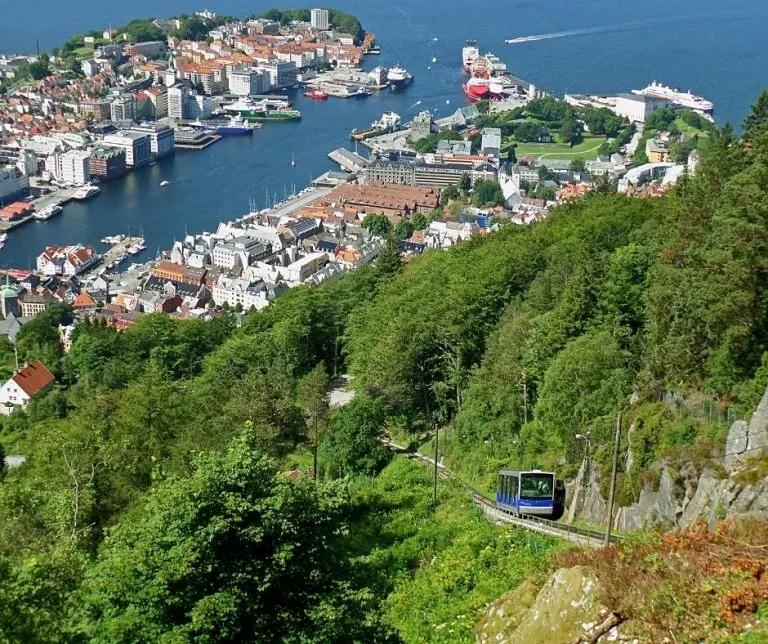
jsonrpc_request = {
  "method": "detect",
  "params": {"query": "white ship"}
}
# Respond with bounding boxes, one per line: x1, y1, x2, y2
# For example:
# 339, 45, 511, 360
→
632, 81, 714, 114
462, 40, 480, 72
34, 204, 63, 221
73, 184, 101, 200
372, 111, 402, 130
388, 65, 413, 91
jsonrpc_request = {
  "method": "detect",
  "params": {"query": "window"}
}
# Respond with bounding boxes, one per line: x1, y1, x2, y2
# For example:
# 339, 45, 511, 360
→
520, 473, 554, 499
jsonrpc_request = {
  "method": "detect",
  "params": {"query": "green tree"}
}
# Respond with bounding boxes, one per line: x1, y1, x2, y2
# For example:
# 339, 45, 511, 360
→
361, 213, 392, 237
569, 158, 586, 173
458, 174, 471, 194
441, 184, 460, 205
742, 89, 768, 140
395, 219, 414, 240
472, 179, 504, 207
411, 212, 431, 230
376, 234, 403, 280
70, 429, 368, 641
297, 364, 330, 479
320, 394, 390, 477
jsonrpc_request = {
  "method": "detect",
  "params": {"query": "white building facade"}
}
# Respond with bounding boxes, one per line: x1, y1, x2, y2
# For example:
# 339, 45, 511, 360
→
310, 8, 329, 30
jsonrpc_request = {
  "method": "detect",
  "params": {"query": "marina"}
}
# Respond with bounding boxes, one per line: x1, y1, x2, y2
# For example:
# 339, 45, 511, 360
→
100, 236, 147, 272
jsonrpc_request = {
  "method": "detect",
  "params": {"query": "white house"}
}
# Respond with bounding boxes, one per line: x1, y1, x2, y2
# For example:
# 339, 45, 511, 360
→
0, 360, 55, 415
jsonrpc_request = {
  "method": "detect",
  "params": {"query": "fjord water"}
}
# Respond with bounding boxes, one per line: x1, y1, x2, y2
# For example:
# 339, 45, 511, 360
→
1, 0, 766, 268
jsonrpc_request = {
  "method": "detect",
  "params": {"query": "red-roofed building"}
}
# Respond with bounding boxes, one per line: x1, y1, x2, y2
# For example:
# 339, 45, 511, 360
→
0, 360, 55, 415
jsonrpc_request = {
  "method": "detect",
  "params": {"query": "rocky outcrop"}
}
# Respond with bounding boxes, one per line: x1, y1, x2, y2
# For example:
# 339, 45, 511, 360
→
475, 566, 627, 643
725, 385, 768, 471
565, 385, 768, 532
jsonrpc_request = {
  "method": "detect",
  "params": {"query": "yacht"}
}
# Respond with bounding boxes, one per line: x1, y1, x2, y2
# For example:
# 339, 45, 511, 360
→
160, 180, 169, 187
35, 204, 63, 221
73, 184, 100, 200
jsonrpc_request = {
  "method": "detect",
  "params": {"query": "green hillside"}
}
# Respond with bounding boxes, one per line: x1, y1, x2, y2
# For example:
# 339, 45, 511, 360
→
1, 91, 768, 640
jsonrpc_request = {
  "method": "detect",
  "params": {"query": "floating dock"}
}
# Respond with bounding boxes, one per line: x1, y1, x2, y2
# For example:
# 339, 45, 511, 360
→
101, 237, 146, 271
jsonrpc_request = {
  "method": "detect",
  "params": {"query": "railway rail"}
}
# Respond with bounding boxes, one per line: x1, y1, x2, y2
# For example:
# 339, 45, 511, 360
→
387, 439, 619, 549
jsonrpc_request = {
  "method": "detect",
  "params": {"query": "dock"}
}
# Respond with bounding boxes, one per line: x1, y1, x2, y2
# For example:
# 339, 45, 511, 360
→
328, 148, 370, 173
101, 237, 146, 271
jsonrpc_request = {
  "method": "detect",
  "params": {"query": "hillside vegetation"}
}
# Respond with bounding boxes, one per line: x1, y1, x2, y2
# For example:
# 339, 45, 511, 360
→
1, 92, 768, 639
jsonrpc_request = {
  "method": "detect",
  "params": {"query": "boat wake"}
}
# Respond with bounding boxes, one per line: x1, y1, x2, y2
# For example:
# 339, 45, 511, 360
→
505, 26, 608, 44
505, 15, 706, 45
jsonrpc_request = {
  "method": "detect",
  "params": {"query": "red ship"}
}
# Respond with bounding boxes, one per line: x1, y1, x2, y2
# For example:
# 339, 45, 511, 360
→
462, 76, 490, 101
304, 87, 328, 100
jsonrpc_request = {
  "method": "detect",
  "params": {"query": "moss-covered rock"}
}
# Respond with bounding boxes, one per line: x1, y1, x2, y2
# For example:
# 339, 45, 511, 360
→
482, 566, 611, 644
475, 579, 539, 643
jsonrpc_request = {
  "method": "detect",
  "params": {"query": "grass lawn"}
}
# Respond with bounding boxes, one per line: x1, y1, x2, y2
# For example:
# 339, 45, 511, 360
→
674, 117, 711, 140
506, 135, 608, 161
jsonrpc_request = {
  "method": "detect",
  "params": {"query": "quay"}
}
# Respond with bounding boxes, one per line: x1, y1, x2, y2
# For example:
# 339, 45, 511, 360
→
328, 148, 370, 173
312, 171, 357, 187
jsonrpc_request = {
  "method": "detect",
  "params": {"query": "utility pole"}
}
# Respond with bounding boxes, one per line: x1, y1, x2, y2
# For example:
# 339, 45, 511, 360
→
604, 412, 622, 547
432, 424, 439, 508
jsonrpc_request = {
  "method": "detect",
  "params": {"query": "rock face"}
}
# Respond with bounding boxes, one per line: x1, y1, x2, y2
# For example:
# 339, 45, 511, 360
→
725, 385, 768, 471
565, 384, 768, 532
477, 566, 611, 643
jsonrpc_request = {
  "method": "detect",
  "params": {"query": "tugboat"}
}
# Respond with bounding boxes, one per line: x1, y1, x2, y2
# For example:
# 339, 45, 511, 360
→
388, 65, 413, 91
304, 87, 329, 100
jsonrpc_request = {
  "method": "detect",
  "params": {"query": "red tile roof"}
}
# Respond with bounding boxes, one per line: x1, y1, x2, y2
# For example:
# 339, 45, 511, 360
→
12, 360, 55, 397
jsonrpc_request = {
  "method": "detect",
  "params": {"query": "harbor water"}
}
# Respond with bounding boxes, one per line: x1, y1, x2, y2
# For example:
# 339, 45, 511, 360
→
1, 0, 767, 268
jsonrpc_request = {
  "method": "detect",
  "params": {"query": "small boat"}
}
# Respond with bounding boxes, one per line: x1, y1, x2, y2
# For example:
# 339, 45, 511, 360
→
160, 180, 169, 187
291, 152, 296, 167
0, 233, 8, 242
433, 36, 439, 42
304, 87, 329, 100
432, 56, 437, 63
35, 204, 63, 221
427, 66, 432, 71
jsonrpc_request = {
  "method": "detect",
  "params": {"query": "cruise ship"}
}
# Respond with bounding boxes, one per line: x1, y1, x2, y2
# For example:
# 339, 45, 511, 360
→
388, 65, 413, 91
72, 184, 100, 200
632, 81, 714, 114
462, 40, 480, 73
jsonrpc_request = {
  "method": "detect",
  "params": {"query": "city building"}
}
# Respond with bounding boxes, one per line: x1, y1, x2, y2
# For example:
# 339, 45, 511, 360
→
127, 41, 165, 59
81, 59, 100, 77
364, 158, 498, 189
614, 93, 667, 124
167, 84, 188, 119
78, 98, 112, 121
259, 60, 297, 90
89, 146, 127, 180
284, 252, 328, 284
310, 8, 330, 30
480, 127, 502, 159
0, 278, 19, 320
110, 94, 136, 122
228, 68, 271, 96
103, 131, 152, 168
20, 291, 56, 317
646, 138, 670, 163
187, 93, 214, 119
0, 166, 29, 205
58, 149, 91, 186
0, 360, 55, 416
16, 150, 38, 177
212, 275, 272, 310
130, 123, 175, 158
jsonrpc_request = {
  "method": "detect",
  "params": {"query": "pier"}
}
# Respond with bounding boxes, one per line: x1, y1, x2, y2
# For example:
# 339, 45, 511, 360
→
101, 237, 146, 271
